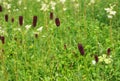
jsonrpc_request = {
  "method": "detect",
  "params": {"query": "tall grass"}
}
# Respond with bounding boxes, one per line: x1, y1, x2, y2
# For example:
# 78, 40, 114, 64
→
0, 0, 120, 80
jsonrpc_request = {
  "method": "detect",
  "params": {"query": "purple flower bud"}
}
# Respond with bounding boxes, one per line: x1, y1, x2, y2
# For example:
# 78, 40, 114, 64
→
19, 16, 23, 26
107, 48, 111, 56
32, 16, 37, 27
50, 12, 53, 20
55, 18, 60, 27
94, 55, 98, 63
78, 43, 85, 55
0, 5, 2, 12
5, 14, 8, 22
11, 18, 14, 23
0, 36, 5, 44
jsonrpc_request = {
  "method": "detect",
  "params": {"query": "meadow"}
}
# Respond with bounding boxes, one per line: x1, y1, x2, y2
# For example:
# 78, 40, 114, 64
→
0, 0, 120, 81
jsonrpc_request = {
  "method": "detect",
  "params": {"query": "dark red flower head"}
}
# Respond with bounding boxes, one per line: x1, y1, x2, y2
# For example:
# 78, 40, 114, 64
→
64, 44, 67, 50
0, 36, 5, 44
19, 16, 23, 26
107, 48, 111, 56
94, 55, 98, 63
5, 14, 8, 22
35, 34, 38, 38
78, 43, 85, 55
55, 18, 60, 27
32, 16, 37, 27
50, 12, 53, 20
0, 5, 2, 12
11, 18, 14, 23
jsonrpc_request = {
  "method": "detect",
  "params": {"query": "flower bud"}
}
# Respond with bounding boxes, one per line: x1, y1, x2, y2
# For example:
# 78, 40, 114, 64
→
78, 43, 85, 55
32, 16, 37, 27
55, 18, 60, 27
19, 16, 23, 26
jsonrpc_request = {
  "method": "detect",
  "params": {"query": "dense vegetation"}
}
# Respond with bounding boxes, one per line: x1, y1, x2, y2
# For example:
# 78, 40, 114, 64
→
0, 0, 120, 81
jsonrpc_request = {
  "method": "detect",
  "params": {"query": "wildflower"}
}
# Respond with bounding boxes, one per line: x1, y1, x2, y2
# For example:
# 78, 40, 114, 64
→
90, 0, 95, 4
32, 16, 37, 27
37, 0, 40, 2
78, 43, 85, 55
6, 4, 11, 9
55, 18, 60, 27
50, 12, 53, 20
40, 3, 49, 11
94, 55, 98, 63
104, 58, 112, 64
92, 60, 96, 65
25, 25, 31, 30
60, 0, 66, 4
5, 14, 8, 22
64, 44, 67, 50
88, 0, 95, 5
104, 4, 116, 19
0, 36, 5, 44
18, 0, 22, 5
50, 1, 56, 10
19, 16, 23, 26
11, 18, 14, 23
63, 7, 67, 11
35, 33, 38, 38
98, 54, 113, 64
37, 26, 43, 32
24, 7, 27, 10
107, 48, 111, 56
108, 15, 113, 19
0, 5, 2, 12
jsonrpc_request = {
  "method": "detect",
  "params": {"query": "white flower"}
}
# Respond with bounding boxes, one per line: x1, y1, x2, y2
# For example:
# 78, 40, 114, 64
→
104, 58, 112, 64
63, 7, 67, 11
18, 0, 22, 5
40, 3, 49, 11
104, 8, 112, 13
104, 4, 116, 19
88, 0, 95, 5
24, 7, 27, 10
109, 11, 116, 15
50, 1, 56, 10
107, 15, 113, 19
92, 60, 96, 65
60, 0, 66, 4
25, 25, 31, 30
7, 4, 11, 9
37, 26, 43, 32
37, 0, 40, 2
98, 54, 113, 64
90, 0, 95, 4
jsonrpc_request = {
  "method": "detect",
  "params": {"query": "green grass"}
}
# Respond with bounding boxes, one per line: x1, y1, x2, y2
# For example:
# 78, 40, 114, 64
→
0, 0, 120, 81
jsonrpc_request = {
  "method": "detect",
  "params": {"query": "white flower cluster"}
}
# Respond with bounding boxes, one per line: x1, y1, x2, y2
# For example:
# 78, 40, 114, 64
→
3, 2, 11, 9
0, 26, 7, 36
60, 0, 66, 4
98, 54, 113, 64
104, 4, 116, 19
88, 0, 95, 5
33, 26, 43, 35
0, 26, 5, 35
